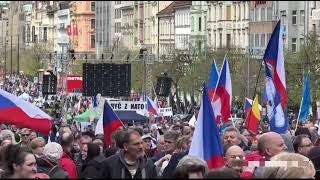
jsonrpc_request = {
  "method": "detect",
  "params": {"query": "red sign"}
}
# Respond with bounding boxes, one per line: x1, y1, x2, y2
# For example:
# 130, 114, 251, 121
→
57, 74, 82, 93
66, 75, 82, 93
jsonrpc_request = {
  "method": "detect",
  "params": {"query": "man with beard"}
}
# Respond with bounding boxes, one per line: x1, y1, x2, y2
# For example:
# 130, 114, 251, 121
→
101, 130, 157, 178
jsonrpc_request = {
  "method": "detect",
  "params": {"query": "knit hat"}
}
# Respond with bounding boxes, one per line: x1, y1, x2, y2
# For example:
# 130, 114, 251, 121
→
43, 142, 63, 161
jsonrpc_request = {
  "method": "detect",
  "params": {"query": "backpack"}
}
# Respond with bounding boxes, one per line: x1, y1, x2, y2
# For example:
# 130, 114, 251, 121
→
48, 165, 69, 179
39, 157, 69, 179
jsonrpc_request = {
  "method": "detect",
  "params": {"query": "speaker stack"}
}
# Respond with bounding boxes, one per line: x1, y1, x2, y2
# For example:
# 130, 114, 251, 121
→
82, 63, 131, 97
156, 76, 172, 97
42, 72, 57, 95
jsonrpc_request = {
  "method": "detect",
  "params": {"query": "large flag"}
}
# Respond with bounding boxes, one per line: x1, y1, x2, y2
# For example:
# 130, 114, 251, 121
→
245, 95, 261, 135
208, 58, 220, 100
0, 89, 52, 134
264, 20, 287, 107
298, 72, 311, 121
244, 97, 262, 112
189, 85, 224, 169
102, 101, 123, 146
264, 60, 288, 134
211, 56, 232, 123
147, 96, 159, 116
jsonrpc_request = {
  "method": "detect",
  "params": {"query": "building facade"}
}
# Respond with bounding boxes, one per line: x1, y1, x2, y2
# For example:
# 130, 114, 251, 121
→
174, 1, 191, 50
95, 1, 113, 56
207, 1, 249, 51
69, 1, 95, 53
190, 1, 208, 52
54, 1, 70, 54
157, 2, 175, 57
278, 1, 307, 52
120, 1, 135, 50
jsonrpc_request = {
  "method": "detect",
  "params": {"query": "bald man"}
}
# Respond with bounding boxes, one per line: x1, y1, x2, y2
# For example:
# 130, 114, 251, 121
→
257, 132, 287, 160
224, 145, 245, 173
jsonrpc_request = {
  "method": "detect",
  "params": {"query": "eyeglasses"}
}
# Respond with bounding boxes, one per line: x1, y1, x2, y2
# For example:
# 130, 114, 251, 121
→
21, 134, 30, 136
299, 143, 313, 148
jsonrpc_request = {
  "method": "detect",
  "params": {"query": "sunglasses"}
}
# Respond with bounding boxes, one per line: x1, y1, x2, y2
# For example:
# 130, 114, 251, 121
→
22, 134, 30, 136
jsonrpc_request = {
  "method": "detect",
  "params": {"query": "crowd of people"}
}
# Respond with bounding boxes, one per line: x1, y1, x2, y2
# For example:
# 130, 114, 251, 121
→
0, 75, 320, 179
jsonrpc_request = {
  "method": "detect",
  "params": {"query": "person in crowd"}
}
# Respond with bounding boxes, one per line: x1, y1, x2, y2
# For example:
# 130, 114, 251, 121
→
307, 146, 320, 179
58, 132, 78, 178
222, 126, 250, 151
101, 129, 157, 178
205, 168, 240, 179
240, 128, 252, 150
20, 128, 31, 147
182, 125, 192, 136
280, 133, 295, 152
29, 131, 37, 141
142, 134, 156, 159
92, 138, 105, 157
293, 134, 314, 156
173, 155, 208, 179
261, 152, 315, 178
151, 131, 179, 162
0, 129, 17, 145
2, 144, 37, 178
154, 135, 165, 156
80, 143, 106, 178
30, 137, 46, 157
162, 135, 192, 178
37, 142, 68, 178
75, 131, 93, 175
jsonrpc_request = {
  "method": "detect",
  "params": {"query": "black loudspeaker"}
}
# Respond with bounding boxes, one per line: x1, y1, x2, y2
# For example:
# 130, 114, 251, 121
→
42, 73, 57, 95
82, 63, 131, 97
82, 63, 95, 96
156, 76, 172, 97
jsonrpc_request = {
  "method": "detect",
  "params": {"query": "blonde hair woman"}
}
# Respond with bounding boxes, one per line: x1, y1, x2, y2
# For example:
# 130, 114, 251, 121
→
261, 152, 315, 179
0, 130, 17, 145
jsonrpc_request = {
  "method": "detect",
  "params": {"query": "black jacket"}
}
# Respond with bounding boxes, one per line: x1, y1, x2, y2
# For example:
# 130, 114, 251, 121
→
36, 156, 68, 179
101, 150, 157, 179
81, 154, 106, 179
162, 151, 188, 178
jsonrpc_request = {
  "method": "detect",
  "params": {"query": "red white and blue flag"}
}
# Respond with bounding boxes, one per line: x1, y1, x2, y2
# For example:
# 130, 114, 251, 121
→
147, 97, 159, 116
0, 89, 52, 134
211, 56, 232, 123
207, 58, 219, 100
103, 101, 123, 146
189, 85, 224, 169
264, 20, 287, 107
264, 59, 288, 134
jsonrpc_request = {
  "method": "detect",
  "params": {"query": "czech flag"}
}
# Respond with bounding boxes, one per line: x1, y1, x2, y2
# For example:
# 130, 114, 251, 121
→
207, 58, 219, 100
0, 89, 52, 134
103, 101, 123, 146
147, 97, 159, 116
245, 95, 261, 135
189, 85, 224, 169
264, 20, 287, 107
211, 56, 232, 123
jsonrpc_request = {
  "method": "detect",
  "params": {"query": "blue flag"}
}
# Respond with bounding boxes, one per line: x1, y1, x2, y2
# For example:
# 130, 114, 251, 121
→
207, 58, 219, 100
298, 72, 310, 121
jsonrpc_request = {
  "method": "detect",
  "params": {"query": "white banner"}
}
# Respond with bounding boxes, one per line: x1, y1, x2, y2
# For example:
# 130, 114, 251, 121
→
107, 100, 173, 116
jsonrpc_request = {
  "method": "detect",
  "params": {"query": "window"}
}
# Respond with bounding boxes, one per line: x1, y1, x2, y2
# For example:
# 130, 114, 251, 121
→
292, 10, 297, 25
91, 34, 95, 48
255, 8, 259, 21
43, 27, 47, 42
91, 19, 95, 29
115, 1, 121, 5
191, 16, 194, 31
300, 38, 304, 48
227, 34, 231, 48
261, 8, 265, 21
300, 10, 305, 25
292, 38, 297, 52
267, 7, 272, 20
32, 26, 35, 42
219, 32, 222, 48
27, 25, 30, 43
91, 2, 95, 12
219, 5, 223, 20
255, 34, 259, 47
227, 5, 231, 20
250, 9, 254, 21
280, 10, 287, 25
261, 34, 265, 47
199, 17, 201, 31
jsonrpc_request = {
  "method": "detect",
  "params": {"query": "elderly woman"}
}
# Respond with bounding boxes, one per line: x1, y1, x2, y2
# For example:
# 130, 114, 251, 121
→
37, 142, 68, 178
0, 130, 17, 145
30, 137, 46, 157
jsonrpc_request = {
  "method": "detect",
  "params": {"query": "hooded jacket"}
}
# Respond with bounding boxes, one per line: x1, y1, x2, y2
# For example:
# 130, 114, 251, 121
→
101, 149, 157, 179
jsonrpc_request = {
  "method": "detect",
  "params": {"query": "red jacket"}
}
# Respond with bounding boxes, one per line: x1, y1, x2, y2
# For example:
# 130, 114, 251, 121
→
240, 150, 266, 179
58, 152, 78, 178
